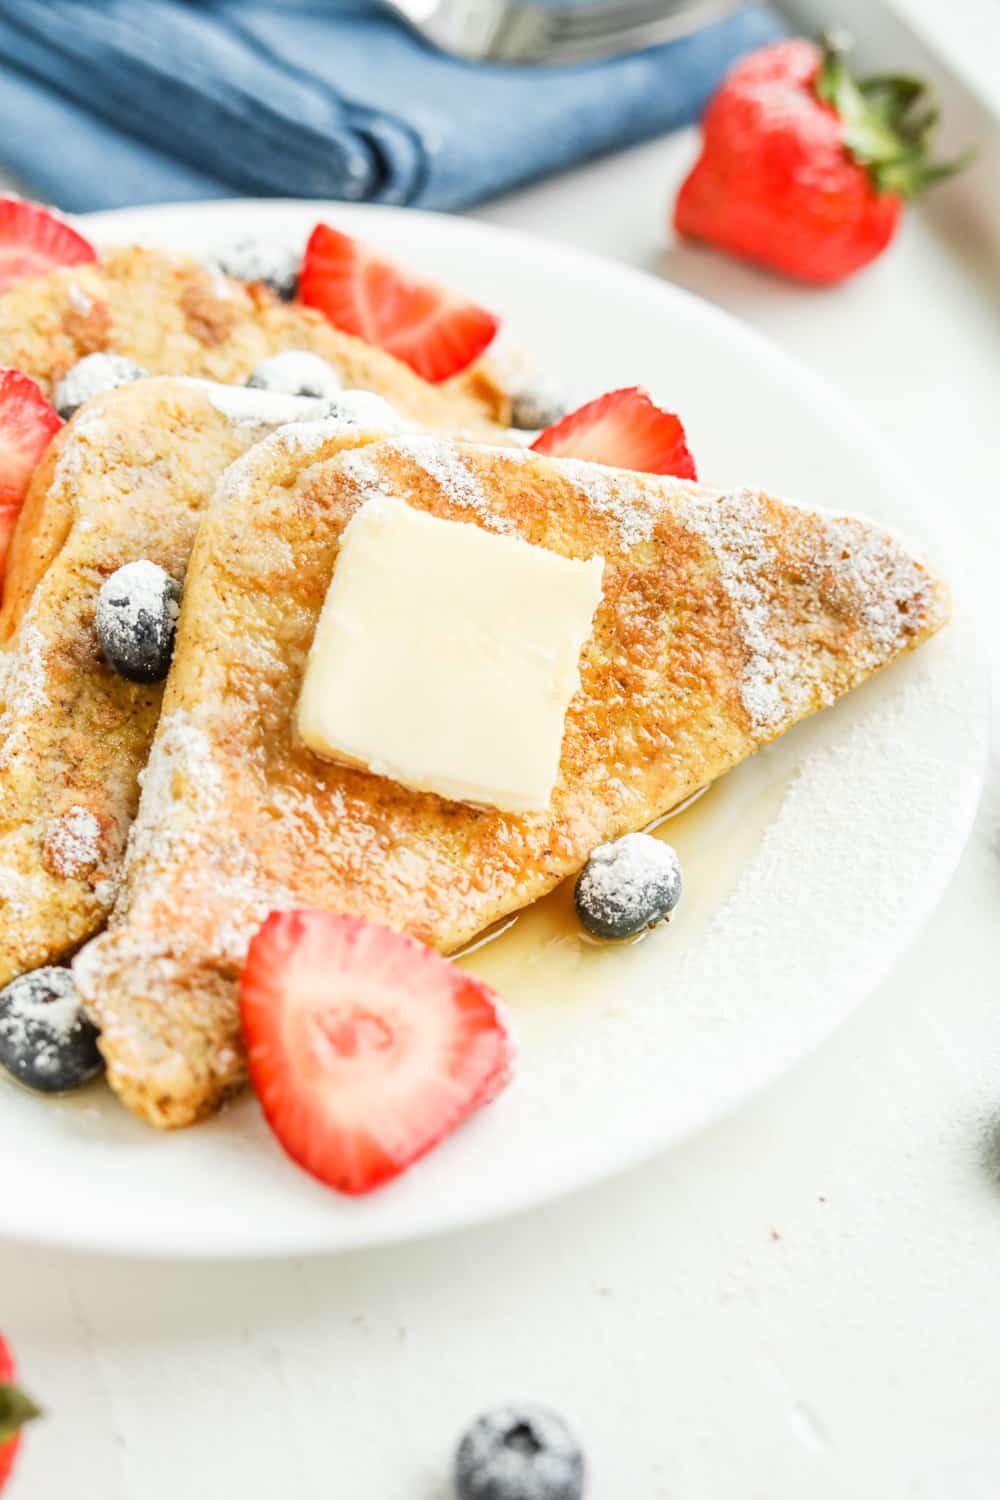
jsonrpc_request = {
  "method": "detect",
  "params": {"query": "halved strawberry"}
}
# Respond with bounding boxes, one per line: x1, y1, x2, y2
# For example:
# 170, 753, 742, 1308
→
0, 369, 62, 582
240, 911, 514, 1195
300, 223, 499, 384
531, 386, 697, 479
0, 198, 96, 294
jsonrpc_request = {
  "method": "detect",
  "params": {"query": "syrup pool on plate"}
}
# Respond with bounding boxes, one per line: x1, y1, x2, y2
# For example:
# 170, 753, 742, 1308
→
458, 746, 792, 1025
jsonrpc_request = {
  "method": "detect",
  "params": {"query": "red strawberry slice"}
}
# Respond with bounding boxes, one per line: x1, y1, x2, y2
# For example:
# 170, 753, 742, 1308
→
0, 369, 63, 582
0, 198, 96, 294
532, 386, 697, 479
240, 910, 514, 1195
0, 1332, 41, 1491
300, 223, 499, 384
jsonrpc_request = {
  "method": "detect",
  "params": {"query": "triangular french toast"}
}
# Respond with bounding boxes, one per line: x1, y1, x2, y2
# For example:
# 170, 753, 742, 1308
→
74, 432, 949, 1128
0, 377, 395, 985
0, 245, 506, 432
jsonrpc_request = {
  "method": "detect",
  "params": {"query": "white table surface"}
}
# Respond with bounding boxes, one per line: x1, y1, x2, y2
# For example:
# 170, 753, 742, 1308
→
2, 57, 999, 1500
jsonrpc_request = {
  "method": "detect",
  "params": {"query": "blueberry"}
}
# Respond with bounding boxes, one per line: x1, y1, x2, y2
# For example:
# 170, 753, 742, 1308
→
0, 968, 103, 1093
575, 832, 682, 941
96, 560, 181, 684
247, 351, 342, 400
455, 1404, 585, 1500
323, 390, 406, 430
211, 236, 300, 300
53, 354, 147, 420
509, 380, 569, 432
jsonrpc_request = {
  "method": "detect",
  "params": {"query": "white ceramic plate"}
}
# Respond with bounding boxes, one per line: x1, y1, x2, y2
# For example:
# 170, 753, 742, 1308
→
0, 201, 986, 1258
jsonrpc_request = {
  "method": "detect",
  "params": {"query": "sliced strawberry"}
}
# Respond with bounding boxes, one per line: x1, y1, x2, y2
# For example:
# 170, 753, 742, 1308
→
0, 369, 62, 582
240, 910, 514, 1195
0, 199, 96, 294
532, 386, 697, 480
300, 223, 499, 384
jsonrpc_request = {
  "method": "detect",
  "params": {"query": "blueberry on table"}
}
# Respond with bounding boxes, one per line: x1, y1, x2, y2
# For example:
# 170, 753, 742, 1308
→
96, 560, 181, 684
575, 832, 682, 941
456, 1404, 585, 1500
210, 236, 301, 300
53, 353, 147, 420
0, 968, 104, 1093
248, 350, 343, 400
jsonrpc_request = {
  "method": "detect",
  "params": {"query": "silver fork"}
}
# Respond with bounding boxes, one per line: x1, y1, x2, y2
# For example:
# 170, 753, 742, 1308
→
382, 0, 741, 65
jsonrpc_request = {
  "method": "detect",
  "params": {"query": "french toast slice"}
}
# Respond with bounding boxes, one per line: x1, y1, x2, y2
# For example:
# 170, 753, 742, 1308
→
0, 244, 507, 431
74, 434, 949, 1128
0, 377, 395, 985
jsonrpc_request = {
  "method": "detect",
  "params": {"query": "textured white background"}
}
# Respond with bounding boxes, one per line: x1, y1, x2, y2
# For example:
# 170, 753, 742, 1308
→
1, 7, 999, 1496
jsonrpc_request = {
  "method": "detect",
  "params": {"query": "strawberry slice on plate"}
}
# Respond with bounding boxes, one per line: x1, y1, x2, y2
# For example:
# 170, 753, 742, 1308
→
0, 198, 96, 294
531, 386, 697, 479
300, 223, 499, 384
240, 911, 514, 1195
0, 369, 62, 581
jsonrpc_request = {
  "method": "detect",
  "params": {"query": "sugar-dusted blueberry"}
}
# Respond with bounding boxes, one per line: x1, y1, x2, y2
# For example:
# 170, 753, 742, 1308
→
210, 236, 301, 300
575, 832, 682, 941
455, 1404, 585, 1500
0, 968, 104, 1093
247, 350, 343, 400
96, 560, 181, 684
53, 353, 147, 420
323, 390, 407, 430
508, 378, 569, 432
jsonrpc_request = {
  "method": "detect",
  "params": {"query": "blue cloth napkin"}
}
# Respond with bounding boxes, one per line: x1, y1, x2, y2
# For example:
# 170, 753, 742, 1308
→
0, 0, 781, 213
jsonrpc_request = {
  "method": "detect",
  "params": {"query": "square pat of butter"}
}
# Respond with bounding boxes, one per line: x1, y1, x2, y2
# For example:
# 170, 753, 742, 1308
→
297, 495, 604, 813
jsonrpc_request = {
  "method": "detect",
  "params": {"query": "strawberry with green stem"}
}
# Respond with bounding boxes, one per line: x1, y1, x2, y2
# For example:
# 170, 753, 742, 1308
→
674, 33, 971, 284
0, 1334, 41, 1490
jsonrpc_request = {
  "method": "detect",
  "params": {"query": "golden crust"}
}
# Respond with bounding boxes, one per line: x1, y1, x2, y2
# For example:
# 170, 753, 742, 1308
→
0, 245, 506, 432
74, 437, 950, 1128
0, 378, 389, 986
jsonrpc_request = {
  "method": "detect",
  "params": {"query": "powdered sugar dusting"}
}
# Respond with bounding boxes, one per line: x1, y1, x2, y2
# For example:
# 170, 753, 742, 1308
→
0, 864, 46, 921
822, 513, 944, 657
74, 712, 225, 996
683, 488, 800, 733
0, 615, 50, 772
133, 711, 223, 851
406, 438, 511, 531
682, 489, 940, 735
669, 663, 967, 1021
268, 417, 362, 457
75, 707, 292, 1018
66, 282, 94, 316
45, 806, 102, 879
545, 457, 671, 549
342, 437, 511, 533
46, 400, 113, 495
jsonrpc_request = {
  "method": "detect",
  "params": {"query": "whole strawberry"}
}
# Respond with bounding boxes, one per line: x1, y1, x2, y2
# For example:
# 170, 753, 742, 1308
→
0, 1334, 40, 1490
674, 34, 968, 284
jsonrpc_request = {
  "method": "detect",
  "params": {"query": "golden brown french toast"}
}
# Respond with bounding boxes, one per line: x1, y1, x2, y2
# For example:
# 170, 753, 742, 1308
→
0, 377, 392, 985
0, 244, 507, 431
74, 433, 949, 1128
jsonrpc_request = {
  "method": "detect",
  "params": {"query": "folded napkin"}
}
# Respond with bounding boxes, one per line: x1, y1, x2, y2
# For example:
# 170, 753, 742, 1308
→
0, 0, 781, 213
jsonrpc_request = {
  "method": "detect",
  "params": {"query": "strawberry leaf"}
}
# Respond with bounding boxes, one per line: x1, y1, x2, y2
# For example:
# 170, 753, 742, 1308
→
0, 1383, 41, 1444
815, 32, 972, 198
